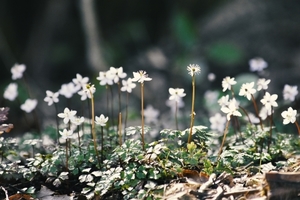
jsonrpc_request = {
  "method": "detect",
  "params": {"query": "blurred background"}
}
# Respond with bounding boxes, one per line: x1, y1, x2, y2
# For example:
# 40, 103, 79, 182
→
1, 0, 300, 134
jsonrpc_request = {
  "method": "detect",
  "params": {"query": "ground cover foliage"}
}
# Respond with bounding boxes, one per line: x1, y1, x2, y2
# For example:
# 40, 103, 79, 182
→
1, 62, 300, 199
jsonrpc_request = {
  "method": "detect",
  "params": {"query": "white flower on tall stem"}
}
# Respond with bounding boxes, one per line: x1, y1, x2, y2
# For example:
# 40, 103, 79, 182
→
20, 99, 38, 113
221, 98, 242, 121
59, 129, 73, 140
132, 70, 152, 150
257, 78, 271, 91
97, 70, 114, 86
78, 84, 96, 100
59, 82, 77, 98
144, 105, 160, 124
281, 107, 297, 124
169, 88, 186, 102
222, 76, 236, 92
121, 78, 136, 93
44, 90, 59, 106
109, 66, 127, 83
72, 73, 89, 91
249, 57, 268, 72
186, 64, 201, 144
58, 107, 77, 124
95, 114, 109, 126
283, 84, 298, 102
132, 70, 152, 83
11, 63, 26, 80
239, 82, 256, 100
209, 113, 226, 132
260, 92, 278, 114
3, 83, 18, 101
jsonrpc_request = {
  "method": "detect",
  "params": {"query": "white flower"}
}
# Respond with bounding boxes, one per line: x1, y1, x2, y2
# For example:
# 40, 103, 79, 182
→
168, 88, 186, 102
121, 78, 136, 93
97, 71, 114, 86
59, 82, 77, 98
72, 73, 89, 91
209, 113, 226, 132
11, 63, 26, 80
71, 116, 85, 126
144, 105, 159, 124
3, 83, 18, 101
44, 90, 59, 106
20, 99, 38, 113
260, 92, 278, 113
218, 95, 230, 108
109, 66, 127, 83
132, 70, 152, 83
58, 107, 77, 124
283, 84, 298, 102
59, 129, 73, 140
95, 114, 109, 126
222, 76, 236, 92
187, 64, 201, 76
239, 82, 256, 100
249, 57, 268, 72
257, 78, 271, 91
221, 98, 242, 121
78, 84, 95, 100
281, 107, 297, 125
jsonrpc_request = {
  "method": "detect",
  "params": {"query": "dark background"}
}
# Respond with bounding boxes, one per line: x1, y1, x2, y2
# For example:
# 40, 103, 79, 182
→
1, 0, 300, 133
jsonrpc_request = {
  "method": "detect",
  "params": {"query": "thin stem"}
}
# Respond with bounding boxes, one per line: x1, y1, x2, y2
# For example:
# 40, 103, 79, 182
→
118, 82, 121, 114
90, 91, 101, 167
65, 138, 69, 170
109, 86, 115, 130
124, 92, 129, 142
101, 126, 104, 163
188, 75, 196, 143
175, 101, 178, 130
119, 112, 122, 146
251, 94, 263, 129
267, 110, 274, 153
117, 82, 122, 143
239, 106, 252, 124
106, 85, 111, 146
141, 83, 145, 151
77, 125, 81, 153
218, 119, 230, 159
54, 103, 60, 145
295, 121, 300, 135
